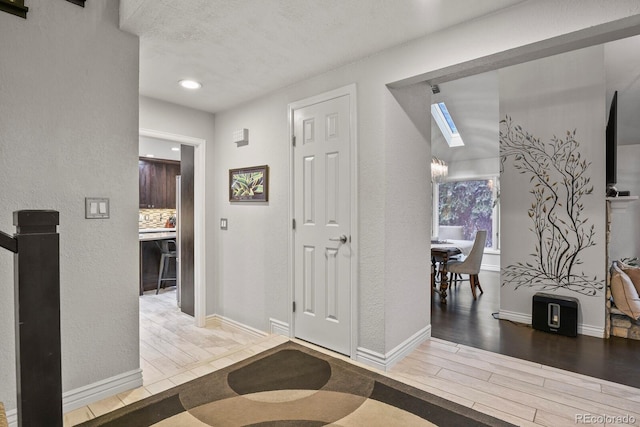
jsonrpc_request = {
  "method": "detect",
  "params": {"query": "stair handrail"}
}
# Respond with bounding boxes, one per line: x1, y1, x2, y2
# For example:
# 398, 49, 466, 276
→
0, 230, 16, 253
2, 210, 62, 427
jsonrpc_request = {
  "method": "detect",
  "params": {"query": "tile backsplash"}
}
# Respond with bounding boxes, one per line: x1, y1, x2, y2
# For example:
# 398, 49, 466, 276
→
139, 208, 176, 229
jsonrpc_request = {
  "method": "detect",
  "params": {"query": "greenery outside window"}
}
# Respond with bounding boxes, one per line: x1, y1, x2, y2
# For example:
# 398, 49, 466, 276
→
433, 177, 500, 250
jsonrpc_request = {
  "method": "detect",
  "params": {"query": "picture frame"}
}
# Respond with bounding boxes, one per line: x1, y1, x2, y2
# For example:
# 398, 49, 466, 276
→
229, 165, 269, 202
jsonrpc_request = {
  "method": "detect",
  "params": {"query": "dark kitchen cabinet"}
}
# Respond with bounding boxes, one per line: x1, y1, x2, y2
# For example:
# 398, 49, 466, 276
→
139, 239, 176, 293
139, 158, 180, 209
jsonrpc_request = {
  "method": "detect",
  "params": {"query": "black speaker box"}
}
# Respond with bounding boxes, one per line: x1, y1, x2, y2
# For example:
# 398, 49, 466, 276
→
532, 293, 579, 337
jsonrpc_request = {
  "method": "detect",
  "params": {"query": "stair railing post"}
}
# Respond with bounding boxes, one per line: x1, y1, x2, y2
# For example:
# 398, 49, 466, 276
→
13, 210, 62, 427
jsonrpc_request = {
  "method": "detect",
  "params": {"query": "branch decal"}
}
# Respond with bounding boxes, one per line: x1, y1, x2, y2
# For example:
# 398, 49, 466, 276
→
500, 116, 602, 296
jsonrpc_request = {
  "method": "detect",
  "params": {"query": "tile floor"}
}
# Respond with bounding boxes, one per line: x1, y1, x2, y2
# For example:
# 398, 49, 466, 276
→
64, 289, 640, 426
63, 289, 288, 425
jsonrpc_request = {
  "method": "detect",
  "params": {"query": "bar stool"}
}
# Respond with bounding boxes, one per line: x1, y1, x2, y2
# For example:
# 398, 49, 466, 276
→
156, 240, 177, 294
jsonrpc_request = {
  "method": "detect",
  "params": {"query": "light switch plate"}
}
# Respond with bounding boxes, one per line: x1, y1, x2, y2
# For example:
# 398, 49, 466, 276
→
85, 198, 110, 219
220, 218, 228, 230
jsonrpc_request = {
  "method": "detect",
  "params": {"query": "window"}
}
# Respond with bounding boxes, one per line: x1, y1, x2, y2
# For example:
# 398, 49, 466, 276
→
431, 102, 464, 147
433, 177, 499, 250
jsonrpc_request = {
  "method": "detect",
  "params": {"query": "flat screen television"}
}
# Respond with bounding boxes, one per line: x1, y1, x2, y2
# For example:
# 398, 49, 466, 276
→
606, 91, 617, 190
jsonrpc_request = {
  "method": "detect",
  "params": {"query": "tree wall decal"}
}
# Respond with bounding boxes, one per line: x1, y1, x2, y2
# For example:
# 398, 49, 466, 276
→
500, 116, 603, 296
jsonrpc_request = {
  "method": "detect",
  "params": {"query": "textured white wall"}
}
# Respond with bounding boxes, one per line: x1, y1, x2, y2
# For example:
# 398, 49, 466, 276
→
499, 46, 607, 332
383, 1, 640, 89
609, 145, 640, 261
209, 1, 640, 354
211, 59, 406, 352
138, 96, 216, 312
0, 0, 139, 410
0, 0, 635, 413
384, 85, 432, 351
211, 95, 291, 330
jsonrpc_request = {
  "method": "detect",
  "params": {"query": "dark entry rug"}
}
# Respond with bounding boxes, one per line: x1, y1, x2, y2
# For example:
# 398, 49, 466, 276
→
80, 341, 515, 426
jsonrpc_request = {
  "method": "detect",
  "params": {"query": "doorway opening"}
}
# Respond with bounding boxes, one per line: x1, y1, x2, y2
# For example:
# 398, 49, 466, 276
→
138, 128, 206, 326
409, 29, 640, 388
137, 128, 208, 387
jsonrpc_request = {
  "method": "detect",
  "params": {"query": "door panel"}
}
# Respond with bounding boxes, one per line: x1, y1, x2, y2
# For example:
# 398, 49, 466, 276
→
294, 94, 351, 355
180, 145, 195, 316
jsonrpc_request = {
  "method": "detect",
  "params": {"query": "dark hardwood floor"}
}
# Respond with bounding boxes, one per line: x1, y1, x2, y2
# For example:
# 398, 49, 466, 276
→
431, 270, 640, 389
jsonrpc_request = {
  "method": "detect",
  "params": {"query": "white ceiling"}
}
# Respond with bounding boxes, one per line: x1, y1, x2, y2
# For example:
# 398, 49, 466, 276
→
120, 0, 525, 113
121, 1, 640, 159
431, 71, 499, 164
431, 35, 640, 165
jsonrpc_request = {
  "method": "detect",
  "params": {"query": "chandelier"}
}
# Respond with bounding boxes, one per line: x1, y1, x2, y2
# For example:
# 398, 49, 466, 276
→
431, 157, 448, 182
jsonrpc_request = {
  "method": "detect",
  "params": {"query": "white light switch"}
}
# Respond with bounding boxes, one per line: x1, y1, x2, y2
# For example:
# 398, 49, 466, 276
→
85, 198, 110, 219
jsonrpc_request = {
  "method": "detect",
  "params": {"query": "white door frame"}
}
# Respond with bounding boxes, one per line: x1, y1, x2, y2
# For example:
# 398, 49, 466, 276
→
287, 84, 359, 358
139, 128, 207, 327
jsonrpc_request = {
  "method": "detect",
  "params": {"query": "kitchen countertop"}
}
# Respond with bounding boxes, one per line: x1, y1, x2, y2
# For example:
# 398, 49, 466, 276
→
139, 227, 176, 233
139, 230, 176, 241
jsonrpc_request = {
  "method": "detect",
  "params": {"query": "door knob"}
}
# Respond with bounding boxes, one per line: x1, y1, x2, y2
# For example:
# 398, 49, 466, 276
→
329, 235, 348, 244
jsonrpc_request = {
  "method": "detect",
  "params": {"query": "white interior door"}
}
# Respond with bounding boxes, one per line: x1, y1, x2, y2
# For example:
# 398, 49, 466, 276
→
293, 93, 352, 355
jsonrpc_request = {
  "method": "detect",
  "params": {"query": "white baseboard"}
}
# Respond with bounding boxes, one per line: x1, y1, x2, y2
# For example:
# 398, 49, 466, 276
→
269, 318, 290, 336
63, 369, 143, 413
206, 314, 268, 339
356, 325, 431, 371
578, 324, 605, 338
355, 347, 387, 371
498, 309, 531, 325
498, 310, 605, 338
6, 409, 16, 427
5, 369, 143, 427
481, 263, 500, 272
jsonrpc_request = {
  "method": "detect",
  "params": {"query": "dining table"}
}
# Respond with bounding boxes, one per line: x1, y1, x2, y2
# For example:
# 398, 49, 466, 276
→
431, 239, 473, 304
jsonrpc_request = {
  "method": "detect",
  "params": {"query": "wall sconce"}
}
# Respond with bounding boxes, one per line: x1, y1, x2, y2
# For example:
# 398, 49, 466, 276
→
431, 157, 448, 183
0, 0, 28, 18
233, 128, 249, 146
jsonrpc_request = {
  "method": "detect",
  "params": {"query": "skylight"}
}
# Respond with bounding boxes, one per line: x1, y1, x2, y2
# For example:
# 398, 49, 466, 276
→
431, 102, 464, 147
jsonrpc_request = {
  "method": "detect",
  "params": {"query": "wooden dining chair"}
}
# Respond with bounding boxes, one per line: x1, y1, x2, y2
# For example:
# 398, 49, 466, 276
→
446, 230, 487, 299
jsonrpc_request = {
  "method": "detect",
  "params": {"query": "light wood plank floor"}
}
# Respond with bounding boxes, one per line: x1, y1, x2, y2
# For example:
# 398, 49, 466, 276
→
65, 288, 640, 426
64, 289, 288, 425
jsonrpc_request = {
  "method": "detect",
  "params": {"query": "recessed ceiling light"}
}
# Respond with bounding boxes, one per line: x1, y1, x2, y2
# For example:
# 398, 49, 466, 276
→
179, 79, 202, 90
171, 147, 180, 152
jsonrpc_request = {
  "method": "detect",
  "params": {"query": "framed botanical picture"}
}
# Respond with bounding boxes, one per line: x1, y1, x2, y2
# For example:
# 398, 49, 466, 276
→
229, 165, 269, 202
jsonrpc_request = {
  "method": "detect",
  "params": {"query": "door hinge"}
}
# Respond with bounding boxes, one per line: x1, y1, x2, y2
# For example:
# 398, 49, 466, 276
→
293, 301, 296, 313
292, 135, 296, 147
292, 219, 296, 230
